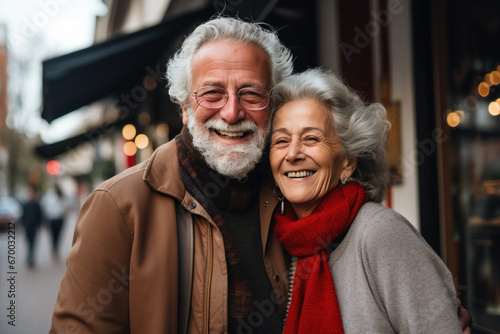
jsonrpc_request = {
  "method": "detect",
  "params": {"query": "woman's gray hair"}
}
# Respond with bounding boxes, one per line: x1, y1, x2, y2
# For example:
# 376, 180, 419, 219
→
271, 68, 392, 202
166, 16, 294, 106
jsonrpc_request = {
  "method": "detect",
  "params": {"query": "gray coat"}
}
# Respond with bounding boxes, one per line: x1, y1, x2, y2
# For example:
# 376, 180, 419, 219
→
287, 202, 462, 333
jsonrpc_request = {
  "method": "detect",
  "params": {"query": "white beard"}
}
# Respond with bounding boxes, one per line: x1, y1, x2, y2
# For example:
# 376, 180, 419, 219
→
186, 110, 270, 179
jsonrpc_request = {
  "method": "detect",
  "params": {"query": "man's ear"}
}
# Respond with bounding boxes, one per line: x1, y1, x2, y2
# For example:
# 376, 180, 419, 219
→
180, 102, 189, 125
340, 158, 357, 181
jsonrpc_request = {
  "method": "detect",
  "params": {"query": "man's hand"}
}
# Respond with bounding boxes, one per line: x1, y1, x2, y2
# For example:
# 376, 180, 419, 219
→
458, 298, 472, 334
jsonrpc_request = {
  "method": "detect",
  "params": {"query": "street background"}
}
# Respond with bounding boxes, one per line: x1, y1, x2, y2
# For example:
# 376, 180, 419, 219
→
0, 209, 77, 333
0, 0, 499, 333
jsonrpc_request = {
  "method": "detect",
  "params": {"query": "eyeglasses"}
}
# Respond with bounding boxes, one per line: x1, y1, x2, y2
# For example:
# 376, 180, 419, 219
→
191, 86, 270, 110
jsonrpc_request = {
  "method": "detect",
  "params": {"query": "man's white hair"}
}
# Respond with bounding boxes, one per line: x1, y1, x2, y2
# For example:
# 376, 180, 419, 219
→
166, 16, 294, 107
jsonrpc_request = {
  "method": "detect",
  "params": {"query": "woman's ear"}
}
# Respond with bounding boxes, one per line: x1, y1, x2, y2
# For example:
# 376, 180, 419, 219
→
180, 102, 189, 125
340, 158, 357, 181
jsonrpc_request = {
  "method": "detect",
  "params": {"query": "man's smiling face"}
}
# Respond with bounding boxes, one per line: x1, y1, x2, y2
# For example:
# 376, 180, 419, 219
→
181, 40, 272, 179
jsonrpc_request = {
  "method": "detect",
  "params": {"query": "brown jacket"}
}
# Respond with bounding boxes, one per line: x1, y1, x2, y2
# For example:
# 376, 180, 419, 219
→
50, 140, 289, 334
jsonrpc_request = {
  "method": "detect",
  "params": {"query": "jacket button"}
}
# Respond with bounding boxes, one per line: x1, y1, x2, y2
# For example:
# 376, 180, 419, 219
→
274, 275, 280, 282
190, 202, 196, 209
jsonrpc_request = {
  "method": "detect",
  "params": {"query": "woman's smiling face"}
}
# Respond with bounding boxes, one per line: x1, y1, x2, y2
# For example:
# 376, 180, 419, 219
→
270, 99, 355, 218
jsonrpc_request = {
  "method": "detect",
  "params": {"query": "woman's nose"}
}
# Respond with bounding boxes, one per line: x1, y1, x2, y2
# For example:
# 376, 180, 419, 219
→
286, 140, 305, 162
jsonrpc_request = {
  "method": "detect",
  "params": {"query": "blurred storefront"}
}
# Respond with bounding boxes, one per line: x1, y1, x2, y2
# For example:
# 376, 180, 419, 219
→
437, 0, 500, 332
413, 0, 500, 332
36, 0, 499, 332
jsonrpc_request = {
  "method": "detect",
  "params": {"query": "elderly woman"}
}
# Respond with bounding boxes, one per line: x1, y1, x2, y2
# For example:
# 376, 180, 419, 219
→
269, 68, 462, 333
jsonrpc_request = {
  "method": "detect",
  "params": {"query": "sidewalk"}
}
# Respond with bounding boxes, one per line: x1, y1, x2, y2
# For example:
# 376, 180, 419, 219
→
0, 210, 77, 334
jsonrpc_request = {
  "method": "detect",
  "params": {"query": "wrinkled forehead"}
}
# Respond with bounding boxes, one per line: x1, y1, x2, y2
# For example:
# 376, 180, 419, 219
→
190, 40, 272, 88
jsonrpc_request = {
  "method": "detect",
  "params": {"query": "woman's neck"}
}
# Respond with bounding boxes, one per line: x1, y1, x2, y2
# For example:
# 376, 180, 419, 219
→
290, 202, 321, 219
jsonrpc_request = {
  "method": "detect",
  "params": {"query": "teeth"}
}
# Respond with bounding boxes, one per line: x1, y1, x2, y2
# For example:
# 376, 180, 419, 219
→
216, 130, 245, 137
287, 171, 314, 178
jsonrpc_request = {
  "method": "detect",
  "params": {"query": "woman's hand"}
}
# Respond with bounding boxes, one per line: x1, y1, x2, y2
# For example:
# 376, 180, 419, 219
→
457, 298, 472, 334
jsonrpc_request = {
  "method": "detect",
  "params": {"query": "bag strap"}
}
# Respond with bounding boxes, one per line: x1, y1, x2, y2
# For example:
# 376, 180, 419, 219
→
176, 203, 194, 334
326, 224, 351, 253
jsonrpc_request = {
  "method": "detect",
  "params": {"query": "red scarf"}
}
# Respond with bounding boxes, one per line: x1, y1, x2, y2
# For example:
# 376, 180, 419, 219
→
274, 182, 369, 334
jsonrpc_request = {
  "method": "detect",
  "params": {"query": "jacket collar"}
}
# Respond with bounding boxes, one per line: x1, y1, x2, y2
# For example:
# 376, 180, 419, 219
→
259, 177, 279, 253
143, 139, 280, 253
143, 139, 186, 202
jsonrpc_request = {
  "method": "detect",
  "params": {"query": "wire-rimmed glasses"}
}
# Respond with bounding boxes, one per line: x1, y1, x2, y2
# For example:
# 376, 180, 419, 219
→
191, 86, 270, 110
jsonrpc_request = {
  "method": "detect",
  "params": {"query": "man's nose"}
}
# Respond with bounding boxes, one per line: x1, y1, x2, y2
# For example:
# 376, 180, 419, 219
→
219, 93, 245, 124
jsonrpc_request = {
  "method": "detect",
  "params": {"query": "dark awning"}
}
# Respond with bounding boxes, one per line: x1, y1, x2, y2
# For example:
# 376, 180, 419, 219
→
37, 0, 280, 158
34, 118, 128, 159
41, 7, 213, 123
41, 1, 279, 123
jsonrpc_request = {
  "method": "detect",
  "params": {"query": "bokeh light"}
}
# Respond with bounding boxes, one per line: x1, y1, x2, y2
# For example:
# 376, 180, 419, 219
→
138, 112, 151, 126
447, 112, 460, 127
123, 141, 137, 156
144, 75, 157, 90
490, 71, 500, 85
134, 134, 149, 149
478, 82, 490, 97
488, 101, 500, 116
455, 110, 465, 121
122, 124, 136, 140
156, 123, 169, 138
485, 73, 492, 86
46, 160, 61, 175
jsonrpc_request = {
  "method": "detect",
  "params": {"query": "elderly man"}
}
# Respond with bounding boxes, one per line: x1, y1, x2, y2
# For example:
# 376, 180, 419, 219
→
51, 17, 470, 334
51, 17, 292, 334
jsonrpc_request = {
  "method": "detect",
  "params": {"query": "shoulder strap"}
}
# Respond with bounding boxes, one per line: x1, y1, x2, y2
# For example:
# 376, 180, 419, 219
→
176, 203, 194, 334
326, 224, 351, 253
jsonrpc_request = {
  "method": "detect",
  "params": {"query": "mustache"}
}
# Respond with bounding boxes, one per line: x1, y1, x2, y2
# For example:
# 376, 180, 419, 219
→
204, 119, 258, 133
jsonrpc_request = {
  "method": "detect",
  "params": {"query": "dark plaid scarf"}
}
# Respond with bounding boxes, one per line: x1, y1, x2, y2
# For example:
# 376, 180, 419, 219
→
176, 127, 261, 318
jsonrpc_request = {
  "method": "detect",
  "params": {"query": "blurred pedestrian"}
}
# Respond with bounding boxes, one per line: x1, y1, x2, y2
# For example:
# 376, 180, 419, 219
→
21, 186, 42, 267
41, 184, 68, 258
